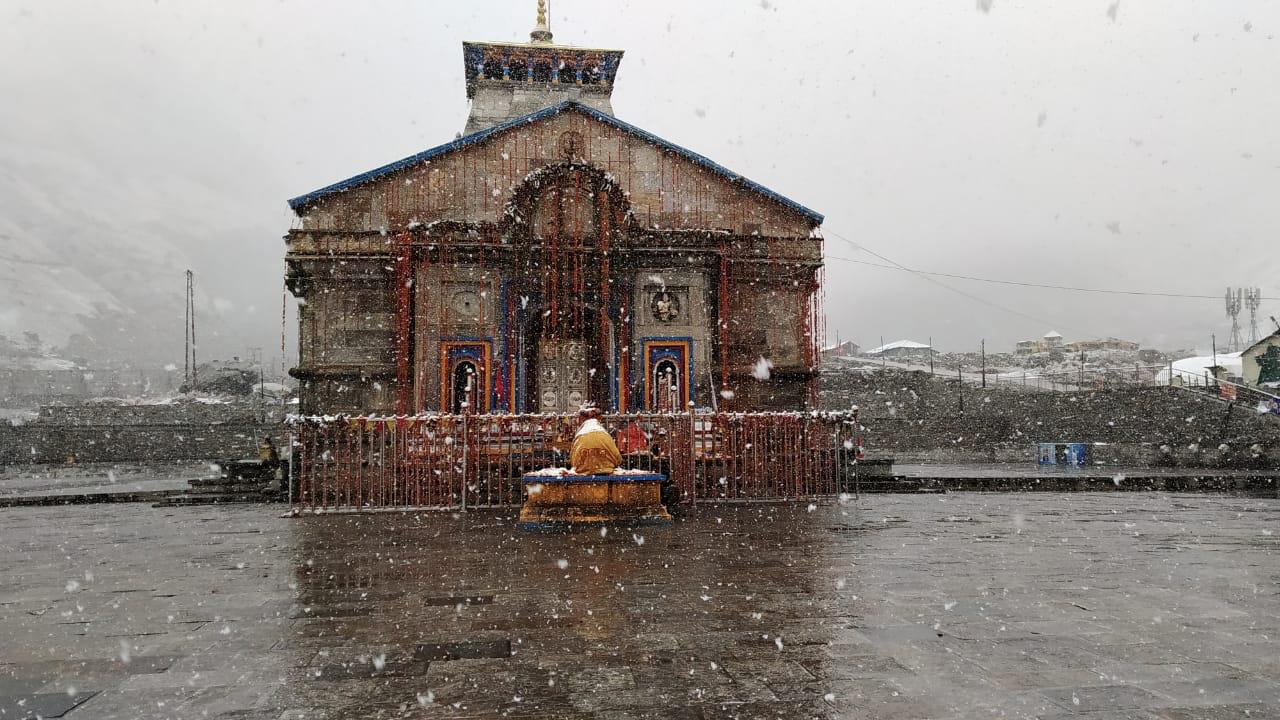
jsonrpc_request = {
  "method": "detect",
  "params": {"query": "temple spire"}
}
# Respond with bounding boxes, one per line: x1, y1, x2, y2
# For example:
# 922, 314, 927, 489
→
530, 0, 553, 44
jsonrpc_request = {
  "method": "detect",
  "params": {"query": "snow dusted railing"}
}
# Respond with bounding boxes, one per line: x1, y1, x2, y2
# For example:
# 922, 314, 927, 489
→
963, 364, 1280, 398
1164, 372, 1280, 409
289, 411, 861, 512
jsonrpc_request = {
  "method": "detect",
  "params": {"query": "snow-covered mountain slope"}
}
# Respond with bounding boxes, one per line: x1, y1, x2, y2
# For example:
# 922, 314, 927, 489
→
0, 141, 217, 361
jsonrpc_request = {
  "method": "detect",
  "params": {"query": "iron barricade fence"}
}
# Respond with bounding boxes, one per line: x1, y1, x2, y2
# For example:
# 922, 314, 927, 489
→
290, 412, 859, 511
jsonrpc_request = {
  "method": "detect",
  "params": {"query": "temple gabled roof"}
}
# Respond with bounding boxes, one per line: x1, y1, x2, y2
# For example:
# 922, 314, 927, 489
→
287, 101, 824, 225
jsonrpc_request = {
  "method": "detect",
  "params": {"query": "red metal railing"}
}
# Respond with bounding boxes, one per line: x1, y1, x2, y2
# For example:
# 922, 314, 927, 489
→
291, 412, 859, 511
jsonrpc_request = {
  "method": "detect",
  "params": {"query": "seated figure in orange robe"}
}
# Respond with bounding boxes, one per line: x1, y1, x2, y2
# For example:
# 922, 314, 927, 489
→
569, 407, 622, 475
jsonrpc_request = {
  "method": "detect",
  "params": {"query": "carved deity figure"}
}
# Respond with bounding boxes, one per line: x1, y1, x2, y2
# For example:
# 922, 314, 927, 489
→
652, 291, 680, 323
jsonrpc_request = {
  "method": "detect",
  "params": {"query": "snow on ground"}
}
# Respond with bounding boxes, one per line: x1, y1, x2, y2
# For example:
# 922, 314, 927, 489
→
0, 408, 39, 425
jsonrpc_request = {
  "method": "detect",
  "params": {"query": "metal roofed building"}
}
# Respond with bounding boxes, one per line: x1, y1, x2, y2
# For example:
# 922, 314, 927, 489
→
864, 340, 935, 360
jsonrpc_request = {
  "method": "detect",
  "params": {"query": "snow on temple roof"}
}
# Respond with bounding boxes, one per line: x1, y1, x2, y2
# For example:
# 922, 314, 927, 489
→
286, 101, 824, 225
1043, 330, 1063, 339
865, 340, 933, 355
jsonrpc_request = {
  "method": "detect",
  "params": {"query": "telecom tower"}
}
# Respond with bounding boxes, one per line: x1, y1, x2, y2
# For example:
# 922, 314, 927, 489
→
1224, 287, 1243, 353
1245, 287, 1262, 344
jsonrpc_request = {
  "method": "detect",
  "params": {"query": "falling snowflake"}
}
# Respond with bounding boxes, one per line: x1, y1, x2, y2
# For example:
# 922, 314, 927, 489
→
752, 357, 774, 381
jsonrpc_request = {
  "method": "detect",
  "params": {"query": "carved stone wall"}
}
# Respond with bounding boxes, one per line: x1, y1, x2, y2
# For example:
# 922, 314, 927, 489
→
295, 110, 816, 239
631, 270, 713, 408
413, 265, 500, 412
288, 258, 396, 415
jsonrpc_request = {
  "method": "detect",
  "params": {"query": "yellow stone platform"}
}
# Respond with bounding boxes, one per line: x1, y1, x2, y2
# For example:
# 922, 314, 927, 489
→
518, 473, 673, 529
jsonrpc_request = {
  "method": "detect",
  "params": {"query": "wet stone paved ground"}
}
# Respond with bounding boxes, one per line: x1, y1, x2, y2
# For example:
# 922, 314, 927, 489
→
0, 493, 1278, 719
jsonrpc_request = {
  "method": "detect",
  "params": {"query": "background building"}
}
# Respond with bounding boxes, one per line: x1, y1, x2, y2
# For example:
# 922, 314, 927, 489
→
864, 340, 934, 361
1242, 331, 1280, 388
1065, 337, 1140, 353
821, 340, 861, 361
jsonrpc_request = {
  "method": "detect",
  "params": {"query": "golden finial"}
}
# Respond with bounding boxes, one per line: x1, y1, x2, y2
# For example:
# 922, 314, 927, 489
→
531, 0, 554, 43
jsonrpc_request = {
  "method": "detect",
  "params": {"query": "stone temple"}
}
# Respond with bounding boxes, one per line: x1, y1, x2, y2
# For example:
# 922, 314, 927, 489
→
285, 4, 825, 416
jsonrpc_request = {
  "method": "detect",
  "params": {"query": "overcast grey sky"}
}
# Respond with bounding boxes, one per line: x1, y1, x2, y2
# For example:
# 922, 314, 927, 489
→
1, 0, 1276, 365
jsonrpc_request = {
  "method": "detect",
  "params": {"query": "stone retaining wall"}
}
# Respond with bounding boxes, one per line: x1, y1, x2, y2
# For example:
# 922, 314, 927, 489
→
821, 368, 1280, 468
0, 403, 283, 466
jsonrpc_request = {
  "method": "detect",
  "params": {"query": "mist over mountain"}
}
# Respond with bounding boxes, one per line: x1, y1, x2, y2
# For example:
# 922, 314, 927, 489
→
0, 139, 251, 364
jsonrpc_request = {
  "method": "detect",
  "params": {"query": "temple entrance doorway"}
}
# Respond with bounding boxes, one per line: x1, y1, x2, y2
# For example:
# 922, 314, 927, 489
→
537, 339, 590, 413
507, 162, 629, 414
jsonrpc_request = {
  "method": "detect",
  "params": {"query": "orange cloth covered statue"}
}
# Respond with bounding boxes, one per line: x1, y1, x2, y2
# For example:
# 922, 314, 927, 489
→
569, 408, 622, 475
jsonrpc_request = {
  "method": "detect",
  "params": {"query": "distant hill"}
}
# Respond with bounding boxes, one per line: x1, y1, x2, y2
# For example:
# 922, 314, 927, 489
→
0, 141, 237, 363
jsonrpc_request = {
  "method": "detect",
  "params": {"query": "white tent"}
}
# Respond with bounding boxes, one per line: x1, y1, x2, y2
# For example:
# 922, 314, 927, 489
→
865, 340, 933, 355
1154, 352, 1243, 386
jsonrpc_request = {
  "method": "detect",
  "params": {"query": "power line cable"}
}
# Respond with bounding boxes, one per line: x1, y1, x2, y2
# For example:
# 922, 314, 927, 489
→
824, 233, 1264, 299
826, 253, 1252, 300
822, 230, 1083, 332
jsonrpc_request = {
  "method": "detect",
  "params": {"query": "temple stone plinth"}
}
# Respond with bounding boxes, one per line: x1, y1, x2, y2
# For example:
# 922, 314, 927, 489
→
518, 472, 673, 529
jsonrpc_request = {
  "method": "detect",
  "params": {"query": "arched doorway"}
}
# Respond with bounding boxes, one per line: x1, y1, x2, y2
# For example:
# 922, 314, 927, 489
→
505, 163, 629, 413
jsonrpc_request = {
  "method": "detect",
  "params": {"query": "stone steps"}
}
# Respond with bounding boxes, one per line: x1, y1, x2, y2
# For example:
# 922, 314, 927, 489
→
156, 492, 279, 506
155, 459, 287, 506
843, 479, 942, 494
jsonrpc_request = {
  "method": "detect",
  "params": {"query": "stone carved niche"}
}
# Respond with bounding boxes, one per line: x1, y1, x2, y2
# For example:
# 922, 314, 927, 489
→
439, 281, 487, 329
651, 290, 681, 324
644, 286, 688, 326
450, 289, 483, 321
